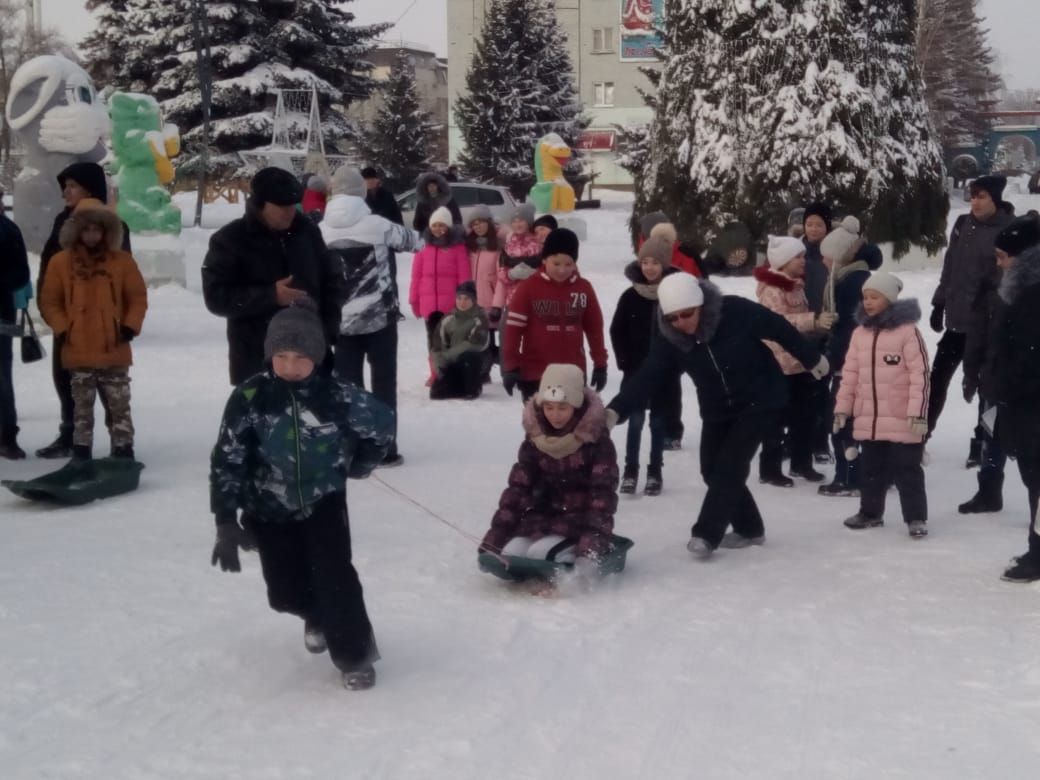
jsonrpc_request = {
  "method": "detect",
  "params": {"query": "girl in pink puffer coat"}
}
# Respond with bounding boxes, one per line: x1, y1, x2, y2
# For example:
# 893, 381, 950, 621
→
834, 272, 930, 537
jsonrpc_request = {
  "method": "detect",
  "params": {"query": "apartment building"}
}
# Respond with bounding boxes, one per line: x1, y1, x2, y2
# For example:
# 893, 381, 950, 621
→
447, 0, 662, 186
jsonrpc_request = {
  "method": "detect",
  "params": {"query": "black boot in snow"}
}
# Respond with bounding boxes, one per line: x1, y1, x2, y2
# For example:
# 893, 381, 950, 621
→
111, 445, 135, 460
1001, 552, 1040, 583
818, 480, 859, 497
620, 465, 638, 495
958, 472, 1003, 514
759, 472, 794, 488
791, 465, 826, 483
71, 444, 92, 461
844, 512, 883, 530
342, 664, 376, 690
0, 439, 26, 460
36, 432, 73, 459
643, 466, 662, 496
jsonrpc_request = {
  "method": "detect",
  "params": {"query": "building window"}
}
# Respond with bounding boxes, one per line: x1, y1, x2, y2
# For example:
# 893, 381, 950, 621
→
593, 82, 615, 107
592, 26, 615, 53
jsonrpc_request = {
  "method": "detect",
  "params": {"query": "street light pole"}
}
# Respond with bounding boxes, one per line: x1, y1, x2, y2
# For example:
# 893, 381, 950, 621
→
191, 0, 213, 227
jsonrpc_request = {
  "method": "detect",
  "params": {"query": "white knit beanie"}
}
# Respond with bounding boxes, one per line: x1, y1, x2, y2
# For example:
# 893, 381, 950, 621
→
657, 273, 704, 315
766, 235, 806, 270
820, 216, 862, 262
862, 271, 903, 303
429, 206, 453, 227
537, 364, 585, 408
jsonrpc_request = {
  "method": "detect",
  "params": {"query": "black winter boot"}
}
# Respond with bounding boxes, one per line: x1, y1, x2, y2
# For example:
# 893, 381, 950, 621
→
111, 444, 136, 460
71, 444, 92, 461
36, 431, 73, 459
759, 472, 794, 488
791, 465, 826, 483
620, 464, 638, 494
958, 471, 1004, 514
844, 512, 883, 530
643, 466, 662, 496
1001, 552, 1040, 583
0, 437, 26, 460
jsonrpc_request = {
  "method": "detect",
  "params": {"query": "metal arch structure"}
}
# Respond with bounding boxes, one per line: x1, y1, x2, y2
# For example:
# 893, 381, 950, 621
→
944, 110, 1040, 179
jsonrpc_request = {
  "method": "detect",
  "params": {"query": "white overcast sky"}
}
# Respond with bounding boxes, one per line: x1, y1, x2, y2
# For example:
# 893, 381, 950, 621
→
43, 0, 1035, 89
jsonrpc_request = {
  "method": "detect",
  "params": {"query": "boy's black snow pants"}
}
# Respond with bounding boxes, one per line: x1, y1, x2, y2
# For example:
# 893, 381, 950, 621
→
693, 411, 771, 548
431, 351, 485, 399
859, 441, 927, 524
248, 492, 378, 674
335, 323, 399, 460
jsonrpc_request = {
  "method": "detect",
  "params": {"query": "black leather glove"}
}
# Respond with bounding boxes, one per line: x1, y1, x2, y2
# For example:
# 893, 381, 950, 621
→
211, 522, 246, 572
929, 305, 944, 334
119, 325, 136, 342
502, 370, 520, 397
488, 307, 502, 326
591, 366, 607, 392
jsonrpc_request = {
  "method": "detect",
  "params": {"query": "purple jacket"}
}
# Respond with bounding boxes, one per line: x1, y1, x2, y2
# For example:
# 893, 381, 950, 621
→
482, 389, 619, 559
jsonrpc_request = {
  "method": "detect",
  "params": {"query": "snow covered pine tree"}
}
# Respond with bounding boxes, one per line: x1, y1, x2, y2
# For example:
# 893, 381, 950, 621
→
634, 0, 948, 257
84, 0, 387, 175
361, 51, 436, 195
454, 0, 586, 199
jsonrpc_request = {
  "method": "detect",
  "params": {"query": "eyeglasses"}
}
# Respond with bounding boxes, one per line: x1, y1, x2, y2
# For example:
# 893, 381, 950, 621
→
664, 309, 698, 324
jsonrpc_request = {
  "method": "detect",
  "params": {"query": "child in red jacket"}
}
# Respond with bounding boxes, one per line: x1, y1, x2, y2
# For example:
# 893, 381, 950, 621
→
500, 229, 609, 401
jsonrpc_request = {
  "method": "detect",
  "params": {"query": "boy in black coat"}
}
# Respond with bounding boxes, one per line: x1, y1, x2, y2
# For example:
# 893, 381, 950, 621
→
0, 194, 30, 458
607, 274, 828, 557
609, 236, 681, 496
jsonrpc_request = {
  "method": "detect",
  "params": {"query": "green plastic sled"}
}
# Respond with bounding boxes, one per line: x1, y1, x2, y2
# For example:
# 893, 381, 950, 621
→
478, 534, 634, 583
3, 457, 145, 505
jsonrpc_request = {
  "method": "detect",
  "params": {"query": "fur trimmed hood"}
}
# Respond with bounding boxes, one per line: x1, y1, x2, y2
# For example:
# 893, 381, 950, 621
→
58, 198, 124, 251
524, 386, 607, 443
854, 298, 922, 330
416, 172, 453, 207
753, 264, 803, 292
998, 245, 1040, 305
657, 279, 724, 351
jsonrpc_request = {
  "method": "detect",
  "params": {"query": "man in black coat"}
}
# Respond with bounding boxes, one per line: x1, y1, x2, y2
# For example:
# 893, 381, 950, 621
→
202, 167, 344, 386
412, 172, 462, 233
361, 167, 404, 226
928, 175, 1014, 465
35, 162, 134, 459
0, 189, 30, 458
607, 274, 828, 557
983, 215, 1040, 582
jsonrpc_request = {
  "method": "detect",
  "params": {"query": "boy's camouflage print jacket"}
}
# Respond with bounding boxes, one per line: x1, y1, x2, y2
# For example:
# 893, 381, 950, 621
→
210, 370, 393, 525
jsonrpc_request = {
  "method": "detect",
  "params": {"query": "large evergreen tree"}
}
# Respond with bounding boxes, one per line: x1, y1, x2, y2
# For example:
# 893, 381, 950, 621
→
454, 0, 585, 198
361, 51, 436, 194
84, 0, 387, 174
635, 0, 948, 257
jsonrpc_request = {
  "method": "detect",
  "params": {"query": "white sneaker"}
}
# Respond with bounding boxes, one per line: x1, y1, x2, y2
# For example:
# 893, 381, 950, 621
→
686, 537, 714, 559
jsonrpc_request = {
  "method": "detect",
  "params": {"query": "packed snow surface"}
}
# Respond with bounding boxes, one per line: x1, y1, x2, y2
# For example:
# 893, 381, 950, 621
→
3, 190, 1040, 779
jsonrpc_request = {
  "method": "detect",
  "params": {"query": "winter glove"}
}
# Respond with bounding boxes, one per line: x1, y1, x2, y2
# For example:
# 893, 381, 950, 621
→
605, 408, 620, 430
501, 369, 520, 397
809, 356, 830, 381
591, 366, 608, 393
929, 304, 944, 334
908, 417, 929, 437
832, 413, 848, 435
211, 522, 248, 573
488, 307, 502, 326
815, 312, 838, 331
963, 377, 977, 404
119, 325, 136, 342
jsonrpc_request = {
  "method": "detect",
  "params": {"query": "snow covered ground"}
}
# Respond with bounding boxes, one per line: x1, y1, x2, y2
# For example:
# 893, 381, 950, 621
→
4, 190, 1040, 779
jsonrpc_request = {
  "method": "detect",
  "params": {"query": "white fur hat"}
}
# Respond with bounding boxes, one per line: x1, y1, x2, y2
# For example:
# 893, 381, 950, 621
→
537, 364, 585, 408
429, 206, 453, 227
657, 273, 704, 315
862, 271, 903, 303
766, 235, 805, 269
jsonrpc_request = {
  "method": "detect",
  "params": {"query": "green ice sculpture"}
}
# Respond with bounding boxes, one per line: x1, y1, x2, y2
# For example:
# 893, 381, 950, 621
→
109, 92, 181, 234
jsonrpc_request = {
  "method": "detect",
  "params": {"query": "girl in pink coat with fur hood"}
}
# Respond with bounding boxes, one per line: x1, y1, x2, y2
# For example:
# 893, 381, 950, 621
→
834, 272, 930, 538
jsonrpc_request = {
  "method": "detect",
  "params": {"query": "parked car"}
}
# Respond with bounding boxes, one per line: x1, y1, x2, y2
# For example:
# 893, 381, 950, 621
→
397, 182, 517, 228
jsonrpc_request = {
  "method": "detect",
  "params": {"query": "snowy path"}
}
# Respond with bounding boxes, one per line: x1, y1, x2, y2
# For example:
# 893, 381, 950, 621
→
3, 192, 1040, 778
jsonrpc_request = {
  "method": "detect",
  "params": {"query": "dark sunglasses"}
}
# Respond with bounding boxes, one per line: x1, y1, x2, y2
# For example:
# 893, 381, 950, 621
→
664, 308, 698, 324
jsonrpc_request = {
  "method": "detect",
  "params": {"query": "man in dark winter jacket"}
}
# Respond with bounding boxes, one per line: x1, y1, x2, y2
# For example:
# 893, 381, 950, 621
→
928, 176, 1014, 458
0, 191, 30, 458
35, 162, 134, 459
362, 167, 404, 226
412, 172, 462, 233
607, 274, 828, 557
202, 167, 345, 386
985, 217, 1040, 582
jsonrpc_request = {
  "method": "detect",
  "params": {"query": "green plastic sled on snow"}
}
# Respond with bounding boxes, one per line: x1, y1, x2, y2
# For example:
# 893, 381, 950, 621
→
478, 534, 634, 583
3, 457, 145, 505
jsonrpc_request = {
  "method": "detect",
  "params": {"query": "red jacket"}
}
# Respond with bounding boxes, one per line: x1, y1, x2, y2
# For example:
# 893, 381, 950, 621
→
502, 269, 608, 382
636, 235, 703, 277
